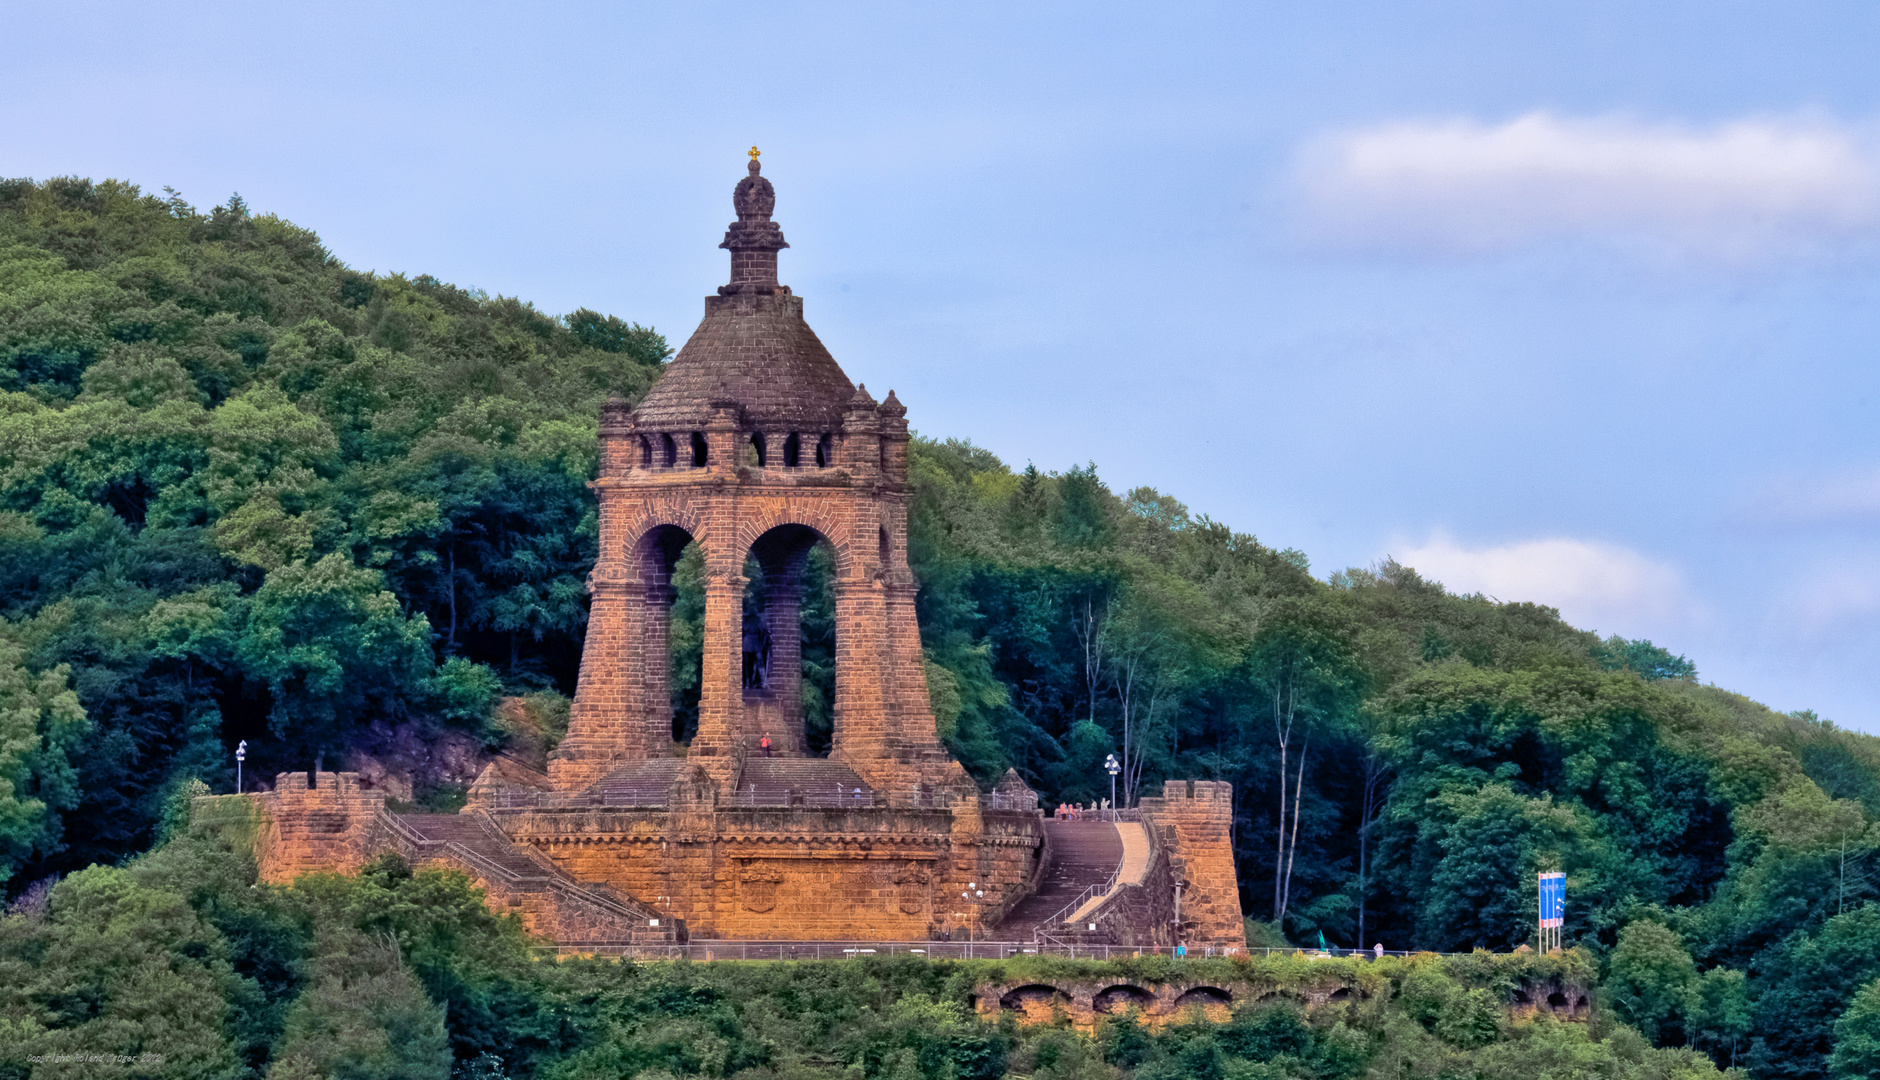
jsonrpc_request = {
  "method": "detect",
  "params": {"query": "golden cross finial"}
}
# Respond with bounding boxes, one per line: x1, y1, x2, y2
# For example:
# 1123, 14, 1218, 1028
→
748, 146, 761, 160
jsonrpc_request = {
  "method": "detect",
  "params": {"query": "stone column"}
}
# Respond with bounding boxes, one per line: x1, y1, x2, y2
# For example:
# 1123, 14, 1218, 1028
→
761, 573, 805, 755
551, 486, 634, 791
636, 581, 678, 754
689, 553, 746, 788
831, 576, 892, 780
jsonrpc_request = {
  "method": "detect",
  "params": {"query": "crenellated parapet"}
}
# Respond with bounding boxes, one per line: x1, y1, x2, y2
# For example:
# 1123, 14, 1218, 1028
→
1139, 780, 1248, 950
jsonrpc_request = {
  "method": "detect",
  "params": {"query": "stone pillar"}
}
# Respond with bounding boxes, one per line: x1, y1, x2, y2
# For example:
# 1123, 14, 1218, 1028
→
551, 484, 634, 791
636, 581, 678, 753
666, 764, 720, 937
831, 576, 892, 779
689, 552, 746, 787
1139, 780, 1248, 949
761, 573, 805, 755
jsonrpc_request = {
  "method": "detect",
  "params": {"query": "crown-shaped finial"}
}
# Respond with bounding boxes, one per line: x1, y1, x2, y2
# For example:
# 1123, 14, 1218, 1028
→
721, 150, 787, 293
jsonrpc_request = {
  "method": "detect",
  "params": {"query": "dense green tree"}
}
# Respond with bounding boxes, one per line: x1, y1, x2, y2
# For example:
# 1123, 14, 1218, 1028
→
1830, 978, 1880, 1080
266, 931, 450, 1080
0, 638, 85, 887
1606, 920, 1700, 1045
0, 865, 246, 1079
1749, 904, 1880, 1079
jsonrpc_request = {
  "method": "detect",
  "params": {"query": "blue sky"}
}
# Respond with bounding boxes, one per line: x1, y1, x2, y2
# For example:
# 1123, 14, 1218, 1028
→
9, 2, 1880, 728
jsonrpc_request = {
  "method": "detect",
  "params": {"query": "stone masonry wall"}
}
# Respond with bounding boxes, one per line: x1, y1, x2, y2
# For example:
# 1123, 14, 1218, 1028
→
250, 771, 388, 883
497, 800, 1042, 940
1140, 780, 1247, 949
1076, 822, 1179, 948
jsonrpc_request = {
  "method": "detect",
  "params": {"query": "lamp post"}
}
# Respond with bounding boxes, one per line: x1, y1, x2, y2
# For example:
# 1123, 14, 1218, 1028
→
1104, 753, 1121, 821
235, 740, 247, 794
960, 881, 985, 942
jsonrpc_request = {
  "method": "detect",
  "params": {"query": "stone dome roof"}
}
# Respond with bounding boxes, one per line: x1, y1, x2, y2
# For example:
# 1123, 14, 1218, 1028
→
633, 156, 856, 432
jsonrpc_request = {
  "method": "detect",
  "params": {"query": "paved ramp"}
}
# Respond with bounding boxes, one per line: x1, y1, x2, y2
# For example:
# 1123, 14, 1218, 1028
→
1066, 821, 1149, 923
989, 820, 1123, 939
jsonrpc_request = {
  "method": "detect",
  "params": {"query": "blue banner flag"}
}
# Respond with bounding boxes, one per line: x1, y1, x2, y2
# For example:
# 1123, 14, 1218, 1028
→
1538, 872, 1565, 928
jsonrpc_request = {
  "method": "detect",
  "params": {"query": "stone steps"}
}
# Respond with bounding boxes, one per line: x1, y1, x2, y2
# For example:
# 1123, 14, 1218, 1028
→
592, 758, 686, 806
990, 820, 1124, 939
397, 813, 556, 881
391, 811, 668, 944
735, 757, 872, 805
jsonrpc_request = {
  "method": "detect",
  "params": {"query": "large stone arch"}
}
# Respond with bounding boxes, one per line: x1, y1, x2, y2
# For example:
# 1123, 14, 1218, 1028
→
616, 503, 707, 576
731, 501, 856, 579
735, 521, 845, 756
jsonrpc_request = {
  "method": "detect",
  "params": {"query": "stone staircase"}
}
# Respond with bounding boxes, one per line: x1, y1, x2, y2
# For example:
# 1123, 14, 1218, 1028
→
732, 757, 875, 807
591, 759, 686, 805
382, 810, 670, 945
989, 820, 1123, 940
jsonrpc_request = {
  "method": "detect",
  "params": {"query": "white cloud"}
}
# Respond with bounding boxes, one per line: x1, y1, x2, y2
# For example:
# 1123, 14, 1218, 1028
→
1296, 112, 1880, 258
1737, 465, 1880, 525
1782, 566, 1880, 634
1392, 533, 1687, 634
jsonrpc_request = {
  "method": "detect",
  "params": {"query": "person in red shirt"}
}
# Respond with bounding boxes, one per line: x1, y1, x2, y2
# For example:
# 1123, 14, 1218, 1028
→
760, 733, 773, 757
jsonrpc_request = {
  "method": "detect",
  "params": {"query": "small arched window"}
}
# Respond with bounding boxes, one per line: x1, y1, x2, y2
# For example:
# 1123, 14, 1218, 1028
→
660, 433, 677, 468
816, 434, 832, 467
782, 433, 801, 467
750, 433, 767, 467
879, 526, 891, 568
639, 436, 652, 469
690, 432, 708, 468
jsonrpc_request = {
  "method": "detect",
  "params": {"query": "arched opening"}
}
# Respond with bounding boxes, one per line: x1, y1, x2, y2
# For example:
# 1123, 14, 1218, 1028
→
639, 436, 652, 468
1094, 984, 1155, 1015
690, 432, 708, 467
741, 524, 838, 757
816, 433, 831, 467
622, 525, 697, 750
1173, 986, 1233, 1022
1546, 991, 1568, 1010
878, 525, 891, 569
782, 432, 801, 467
750, 432, 767, 467
1328, 987, 1353, 1002
660, 433, 677, 468
999, 984, 1072, 1017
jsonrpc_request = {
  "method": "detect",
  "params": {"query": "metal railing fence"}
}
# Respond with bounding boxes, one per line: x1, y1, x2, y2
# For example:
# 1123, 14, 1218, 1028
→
479, 789, 1039, 813
525, 940, 1468, 962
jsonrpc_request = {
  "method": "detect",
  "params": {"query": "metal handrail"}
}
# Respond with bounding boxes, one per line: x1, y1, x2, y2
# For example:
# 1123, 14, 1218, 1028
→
524, 940, 1488, 961
480, 788, 1040, 813
1039, 867, 1121, 937
524, 939, 1284, 961
376, 810, 659, 925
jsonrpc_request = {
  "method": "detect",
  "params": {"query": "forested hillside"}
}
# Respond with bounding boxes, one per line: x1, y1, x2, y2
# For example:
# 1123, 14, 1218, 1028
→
5, 176, 1880, 1077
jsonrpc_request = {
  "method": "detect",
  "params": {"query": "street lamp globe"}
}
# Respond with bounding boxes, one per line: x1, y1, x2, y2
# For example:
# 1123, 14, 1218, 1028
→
1104, 753, 1122, 821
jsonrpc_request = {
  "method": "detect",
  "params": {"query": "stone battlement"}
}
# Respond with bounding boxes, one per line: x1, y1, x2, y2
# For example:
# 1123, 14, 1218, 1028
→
1140, 781, 1246, 949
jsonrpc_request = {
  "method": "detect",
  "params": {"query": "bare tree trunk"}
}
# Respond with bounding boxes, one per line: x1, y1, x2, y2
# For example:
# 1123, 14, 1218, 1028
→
1356, 754, 1386, 948
1842, 831, 1851, 916
1074, 593, 1109, 728
1273, 680, 1298, 923
446, 541, 458, 651
1117, 649, 1136, 803
1129, 677, 1165, 807
1280, 737, 1308, 926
